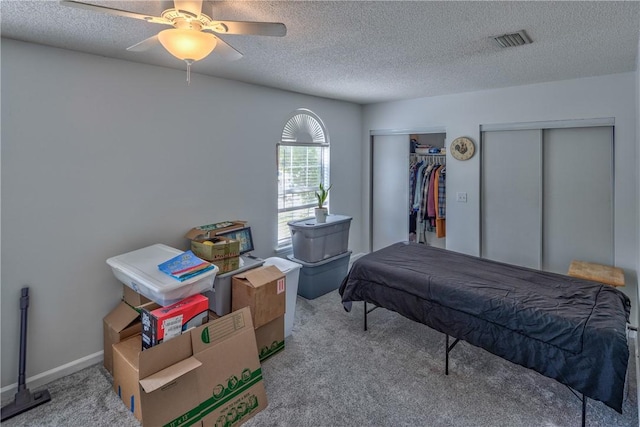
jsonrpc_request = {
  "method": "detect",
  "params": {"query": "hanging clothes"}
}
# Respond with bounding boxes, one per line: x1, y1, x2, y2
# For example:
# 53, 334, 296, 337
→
435, 166, 446, 238
409, 158, 425, 241
418, 163, 435, 226
408, 154, 446, 243
426, 165, 444, 232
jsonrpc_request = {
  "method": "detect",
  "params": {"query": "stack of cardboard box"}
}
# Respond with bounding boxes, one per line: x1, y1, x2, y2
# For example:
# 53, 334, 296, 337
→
112, 307, 266, 426
103, 285, 268, 426
103, 265, 287, 425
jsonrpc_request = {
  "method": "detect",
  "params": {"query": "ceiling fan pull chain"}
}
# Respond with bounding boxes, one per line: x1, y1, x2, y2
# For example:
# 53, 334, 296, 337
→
186, 60, 191, 85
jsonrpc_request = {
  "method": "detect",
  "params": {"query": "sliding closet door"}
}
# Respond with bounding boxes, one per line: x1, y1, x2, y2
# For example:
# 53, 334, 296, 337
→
542, 127, 613, 273
481, 130, 542, 269
371, 135, 410, 251
481, 124, 614, 275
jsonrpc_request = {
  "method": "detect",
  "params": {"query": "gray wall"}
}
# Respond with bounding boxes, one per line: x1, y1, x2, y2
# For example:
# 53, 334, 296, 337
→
362, 72, 638, 327
1, 39, 364, 390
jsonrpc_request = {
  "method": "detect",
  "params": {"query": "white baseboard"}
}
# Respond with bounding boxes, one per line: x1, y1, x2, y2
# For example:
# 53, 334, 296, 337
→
1, 351, 103, 401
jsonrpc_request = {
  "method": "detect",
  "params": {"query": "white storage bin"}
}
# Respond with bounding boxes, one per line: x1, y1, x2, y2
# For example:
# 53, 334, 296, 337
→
106, 244, 218, 306
263, 257, 302, 338
288, 214, 352, 263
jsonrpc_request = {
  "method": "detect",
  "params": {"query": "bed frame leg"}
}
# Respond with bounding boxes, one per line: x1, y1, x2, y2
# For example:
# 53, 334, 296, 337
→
363, 302, 379, 331
364, 301, 368, 331
445, 335, 449, 375
581, 394, 586, 427
445, 334, 460, 376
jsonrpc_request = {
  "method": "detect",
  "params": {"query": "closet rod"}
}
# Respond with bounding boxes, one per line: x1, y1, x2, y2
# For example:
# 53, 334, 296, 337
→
411, 153, 446, 158
411, 153, 446, 164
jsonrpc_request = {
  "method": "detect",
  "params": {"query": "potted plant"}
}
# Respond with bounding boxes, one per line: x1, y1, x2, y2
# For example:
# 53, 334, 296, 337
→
314, 183, 332, 223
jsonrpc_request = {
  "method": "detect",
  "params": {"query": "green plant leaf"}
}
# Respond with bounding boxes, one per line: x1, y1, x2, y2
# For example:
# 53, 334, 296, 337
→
315, 183, 331, 208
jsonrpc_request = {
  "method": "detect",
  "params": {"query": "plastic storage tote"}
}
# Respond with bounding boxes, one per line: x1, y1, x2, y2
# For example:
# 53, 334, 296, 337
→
263, 257, 302, 338
106, 244, 219, 306
287, 251, 351, 299
288, 214, 352, 263
202, 256, 264, 316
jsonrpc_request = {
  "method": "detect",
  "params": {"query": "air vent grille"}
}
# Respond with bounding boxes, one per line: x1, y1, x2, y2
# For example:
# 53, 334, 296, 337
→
492, 30, 532, 48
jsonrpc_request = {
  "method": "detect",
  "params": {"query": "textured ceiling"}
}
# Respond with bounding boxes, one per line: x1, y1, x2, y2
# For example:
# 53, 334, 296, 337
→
2, 1, 639, 104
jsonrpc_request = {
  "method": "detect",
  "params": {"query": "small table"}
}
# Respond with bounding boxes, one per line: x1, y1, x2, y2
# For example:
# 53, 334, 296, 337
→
568, 260, 625, 287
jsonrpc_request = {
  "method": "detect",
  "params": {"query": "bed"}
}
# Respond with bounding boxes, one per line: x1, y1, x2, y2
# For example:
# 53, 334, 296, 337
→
339, 242, 631, 422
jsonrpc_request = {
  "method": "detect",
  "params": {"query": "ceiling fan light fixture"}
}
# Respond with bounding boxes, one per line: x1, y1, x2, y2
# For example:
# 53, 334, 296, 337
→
158, 28, 217, 61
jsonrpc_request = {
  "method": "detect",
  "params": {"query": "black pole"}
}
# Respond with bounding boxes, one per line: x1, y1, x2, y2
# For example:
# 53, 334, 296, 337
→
18, 288, 29, 392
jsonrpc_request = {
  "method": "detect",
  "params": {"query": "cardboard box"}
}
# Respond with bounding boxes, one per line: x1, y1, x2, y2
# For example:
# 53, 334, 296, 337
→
211, 256, 240, 274
112, 307, 267, 427
141, 294, 209, 349
255, 315, 285, 362
103, 301, 142, 375
232, 265, 286, 329
191, 236, 240, 262
122, 284, 152, 307
185, 221, 247, 242
113, 333, 201, 425
191, 310, 268, 427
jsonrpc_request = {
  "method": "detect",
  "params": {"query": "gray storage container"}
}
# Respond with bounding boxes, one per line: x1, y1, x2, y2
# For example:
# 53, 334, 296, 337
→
288, 214, 352, 263
202, 255, 264, 315
287, 251, 351, 299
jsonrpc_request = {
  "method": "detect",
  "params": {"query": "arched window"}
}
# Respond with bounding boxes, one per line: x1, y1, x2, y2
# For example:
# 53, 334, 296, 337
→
276, 109, 330, 248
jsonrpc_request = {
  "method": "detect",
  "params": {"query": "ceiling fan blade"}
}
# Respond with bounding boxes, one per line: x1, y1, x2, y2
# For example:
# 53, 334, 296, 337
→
213, 37, 243, 61
126, 35, 160, 52
205, 20, 287, 37
173, 0, 203, 18
59, 1, 171, 25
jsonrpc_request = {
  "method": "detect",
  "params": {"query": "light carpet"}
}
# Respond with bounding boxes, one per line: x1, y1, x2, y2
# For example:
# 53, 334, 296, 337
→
2, 289, 637, 426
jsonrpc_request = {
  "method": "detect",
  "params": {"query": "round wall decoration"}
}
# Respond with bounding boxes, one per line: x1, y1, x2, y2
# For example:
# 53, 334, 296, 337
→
450, 137, 475, 161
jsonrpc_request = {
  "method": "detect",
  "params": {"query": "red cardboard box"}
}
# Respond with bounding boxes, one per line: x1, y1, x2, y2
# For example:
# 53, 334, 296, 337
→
141, 293, 209, 349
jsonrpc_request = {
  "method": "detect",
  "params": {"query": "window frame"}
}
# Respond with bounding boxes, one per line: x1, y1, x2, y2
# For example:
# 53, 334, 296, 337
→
276, 110, 330, 250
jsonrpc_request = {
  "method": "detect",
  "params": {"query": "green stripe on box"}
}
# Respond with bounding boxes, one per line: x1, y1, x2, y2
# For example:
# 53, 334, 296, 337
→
259, 340, 285, 361
163, 368, 263, 427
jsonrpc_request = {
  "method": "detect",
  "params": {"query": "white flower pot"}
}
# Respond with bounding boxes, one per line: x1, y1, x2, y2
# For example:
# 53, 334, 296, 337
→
314, 207, 328, 223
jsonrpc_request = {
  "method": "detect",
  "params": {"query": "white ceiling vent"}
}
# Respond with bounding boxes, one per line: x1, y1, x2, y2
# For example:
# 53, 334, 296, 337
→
492, 30, 532, 48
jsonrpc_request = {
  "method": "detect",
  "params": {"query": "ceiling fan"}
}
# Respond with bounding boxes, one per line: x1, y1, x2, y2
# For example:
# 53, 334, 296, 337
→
60, 0, 286, 82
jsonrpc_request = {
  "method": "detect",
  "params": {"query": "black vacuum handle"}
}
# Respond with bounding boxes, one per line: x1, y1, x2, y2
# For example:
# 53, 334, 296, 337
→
20, 287, 29, 309
18, 287, 29, 391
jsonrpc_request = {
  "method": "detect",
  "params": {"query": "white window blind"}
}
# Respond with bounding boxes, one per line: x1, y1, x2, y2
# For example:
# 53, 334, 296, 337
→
277, 110, 329, 248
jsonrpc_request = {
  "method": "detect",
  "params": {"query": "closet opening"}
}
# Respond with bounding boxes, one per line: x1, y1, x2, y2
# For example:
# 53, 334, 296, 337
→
370, 130, 446, 252
409, 133, 446, 248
